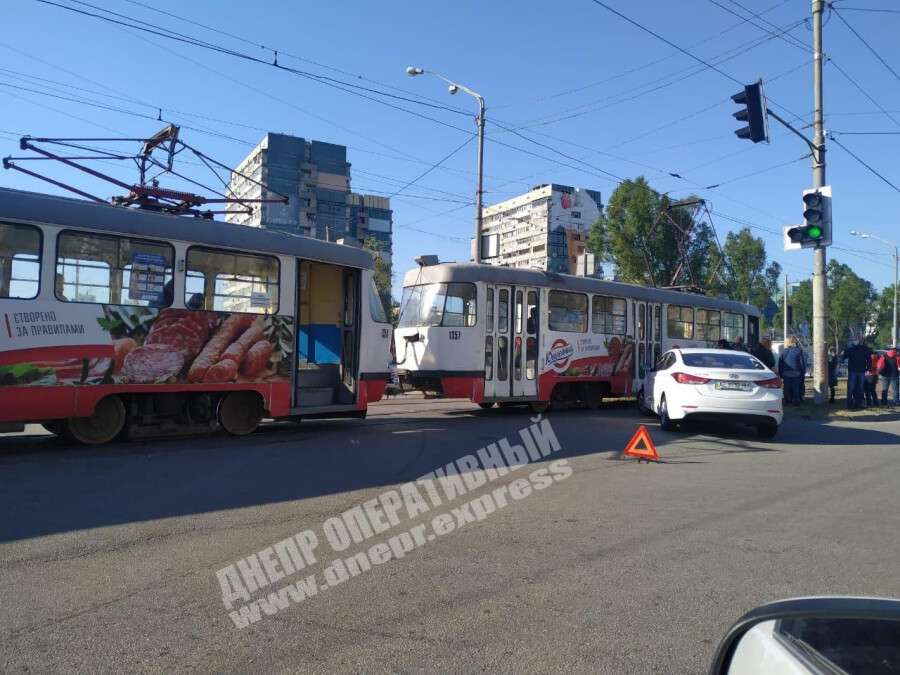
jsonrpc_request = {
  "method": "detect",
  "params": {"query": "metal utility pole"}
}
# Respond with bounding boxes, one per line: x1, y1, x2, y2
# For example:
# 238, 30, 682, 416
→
784, 274, 789, 342
811, 0, 828, 403
406, 66, 486, 262
474, 97, 486, 264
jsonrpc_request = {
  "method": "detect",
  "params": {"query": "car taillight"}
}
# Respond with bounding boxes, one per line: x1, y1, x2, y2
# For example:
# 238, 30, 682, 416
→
756, 376, 783, 389
672, 372, 710, 384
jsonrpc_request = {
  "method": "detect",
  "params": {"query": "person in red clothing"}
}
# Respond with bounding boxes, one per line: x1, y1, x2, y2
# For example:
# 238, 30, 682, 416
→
877, 347, 899, 405
864, 350, 879, 407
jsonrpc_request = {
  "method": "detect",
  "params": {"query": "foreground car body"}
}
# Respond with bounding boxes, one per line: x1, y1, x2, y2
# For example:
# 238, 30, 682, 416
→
640, 348, 783, 436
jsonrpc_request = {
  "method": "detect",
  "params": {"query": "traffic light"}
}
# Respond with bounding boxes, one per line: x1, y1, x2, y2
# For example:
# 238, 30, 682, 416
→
731, 80, 769, 143
786, 186, 832, 248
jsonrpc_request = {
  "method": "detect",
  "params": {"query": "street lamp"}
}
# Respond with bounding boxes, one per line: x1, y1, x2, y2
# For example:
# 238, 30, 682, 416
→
406, 66, 486, 263
851, 230, 899, 347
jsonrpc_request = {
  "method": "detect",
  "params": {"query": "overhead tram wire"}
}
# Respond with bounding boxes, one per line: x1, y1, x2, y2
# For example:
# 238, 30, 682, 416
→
117, 0, 471, 116
386, 137, 474, 199
32, 0, 471, 119
509, 17, 809, 131
492, 0, 793, 111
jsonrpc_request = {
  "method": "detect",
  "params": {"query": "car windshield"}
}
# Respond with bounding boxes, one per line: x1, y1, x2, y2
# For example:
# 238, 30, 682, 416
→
682, 352, 766, 370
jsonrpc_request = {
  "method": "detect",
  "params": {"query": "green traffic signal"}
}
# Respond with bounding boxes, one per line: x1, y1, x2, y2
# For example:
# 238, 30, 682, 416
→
807, 225, 823, 240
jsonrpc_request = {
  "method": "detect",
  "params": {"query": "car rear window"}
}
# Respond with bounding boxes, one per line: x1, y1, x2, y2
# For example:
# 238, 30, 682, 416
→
682, 353, 766, 370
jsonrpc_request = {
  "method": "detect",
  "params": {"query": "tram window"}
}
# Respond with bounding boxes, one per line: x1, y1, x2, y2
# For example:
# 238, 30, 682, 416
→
515, 290, 523, 334
548, 290, 587, 333
695, 309, 721, 342
591, 295, 626, 334
526, 290, 537, 334
0, 222, 41, 300
185, 247, 279, 314
498, 289, 509, 333
667, 305, 694, 340
514, 336, 522, 380
526, 336, 537, 380
486, 288, 494, 332
442, 283, 477, 327
653, 305, 661, 340
638, 304, 646, 341
497, 336, 509, 380
722, 312, 744, 342
397, 283, 475, 328
485, 336, 493, 380
368, 277, 389, 323
56, 231, 173, 306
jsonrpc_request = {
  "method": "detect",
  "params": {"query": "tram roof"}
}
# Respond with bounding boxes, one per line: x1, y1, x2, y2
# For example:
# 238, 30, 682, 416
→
402, 262, 760, 316
0, 187, 374, 270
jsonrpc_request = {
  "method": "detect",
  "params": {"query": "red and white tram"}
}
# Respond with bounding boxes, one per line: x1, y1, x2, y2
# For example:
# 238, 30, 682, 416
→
394, 261, 760, 411
0, 188, 392, 442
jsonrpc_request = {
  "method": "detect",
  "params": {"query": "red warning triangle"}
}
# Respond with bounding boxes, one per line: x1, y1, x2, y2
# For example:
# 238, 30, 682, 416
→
622, 425, 659, 462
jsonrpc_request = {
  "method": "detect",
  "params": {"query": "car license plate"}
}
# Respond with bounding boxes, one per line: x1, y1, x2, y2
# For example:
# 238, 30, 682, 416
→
715, 381, 752, 391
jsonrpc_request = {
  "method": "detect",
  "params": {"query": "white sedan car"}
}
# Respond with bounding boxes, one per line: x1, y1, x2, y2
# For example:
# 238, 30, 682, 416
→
638, 348, 783, 437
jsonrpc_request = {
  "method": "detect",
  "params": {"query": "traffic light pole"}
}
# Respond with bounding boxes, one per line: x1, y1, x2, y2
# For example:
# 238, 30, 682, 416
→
811, 0, 828, 404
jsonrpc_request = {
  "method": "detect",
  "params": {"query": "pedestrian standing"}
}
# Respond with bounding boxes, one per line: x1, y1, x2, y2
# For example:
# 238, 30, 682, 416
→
733, 336, 747, 352
751, 337, 775, 370
827, 348, 839, 404
864, 349, 879, 407
877, 346, 899, 406
778, 337, 805, 405
842, 339, 870, 410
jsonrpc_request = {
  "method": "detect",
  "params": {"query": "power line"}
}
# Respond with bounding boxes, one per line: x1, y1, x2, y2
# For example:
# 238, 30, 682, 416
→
831, 7, 900, 84
493, 0, 792, 110
31, 0, 471, 118
832, 6, 900, 15
828, 134, 900, 194
387, 137, 473, 199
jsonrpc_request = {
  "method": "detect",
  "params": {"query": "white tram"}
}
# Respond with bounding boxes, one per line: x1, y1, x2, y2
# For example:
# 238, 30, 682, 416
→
0, 188, 392, 443
394, 262, 760, 411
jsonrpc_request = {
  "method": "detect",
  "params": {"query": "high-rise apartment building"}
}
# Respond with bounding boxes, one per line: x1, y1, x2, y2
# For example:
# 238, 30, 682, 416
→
226, 133, 392, 259
480, 184, 603, 275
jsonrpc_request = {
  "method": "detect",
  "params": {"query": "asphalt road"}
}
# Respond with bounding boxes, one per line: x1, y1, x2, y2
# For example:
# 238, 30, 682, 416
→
1, 396, 899, 673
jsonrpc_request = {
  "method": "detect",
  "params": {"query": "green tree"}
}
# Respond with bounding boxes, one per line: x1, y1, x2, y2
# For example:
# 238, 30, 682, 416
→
873, 284, 897, 347
362, 237, 393, 322
588, 178, 716, 286
827, 260, 877, 348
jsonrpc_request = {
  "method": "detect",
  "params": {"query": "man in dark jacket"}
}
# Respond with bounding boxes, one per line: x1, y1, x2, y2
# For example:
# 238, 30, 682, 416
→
751, 337, 775, 370
842, 339, 872, 409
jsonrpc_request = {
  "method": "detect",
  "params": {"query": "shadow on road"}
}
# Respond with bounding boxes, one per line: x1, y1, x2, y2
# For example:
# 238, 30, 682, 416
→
0, 401, 896, 543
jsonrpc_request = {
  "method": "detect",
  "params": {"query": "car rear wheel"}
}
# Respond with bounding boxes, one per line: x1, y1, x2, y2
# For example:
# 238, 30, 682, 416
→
659, 395, 676, 432
756, 421, 779, 438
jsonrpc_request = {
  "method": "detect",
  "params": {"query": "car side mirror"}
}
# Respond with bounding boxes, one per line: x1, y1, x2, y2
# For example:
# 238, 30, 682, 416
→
709, 597, 900, 675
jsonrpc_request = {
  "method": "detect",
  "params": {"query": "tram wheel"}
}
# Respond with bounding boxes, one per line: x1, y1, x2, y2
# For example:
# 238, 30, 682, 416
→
64, 395, 126, 445
218, 391, 263, 436
478, 402, 496, 409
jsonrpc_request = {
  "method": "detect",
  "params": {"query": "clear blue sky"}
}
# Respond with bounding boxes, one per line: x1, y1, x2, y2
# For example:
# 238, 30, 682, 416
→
2, 0, 899, 299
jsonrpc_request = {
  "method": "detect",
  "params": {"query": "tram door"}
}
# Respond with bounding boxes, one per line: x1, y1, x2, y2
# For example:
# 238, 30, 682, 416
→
635, 301, 648, 382
649, 303, 662, 368
511, 287, 539, 398
484, 285, 538, 399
